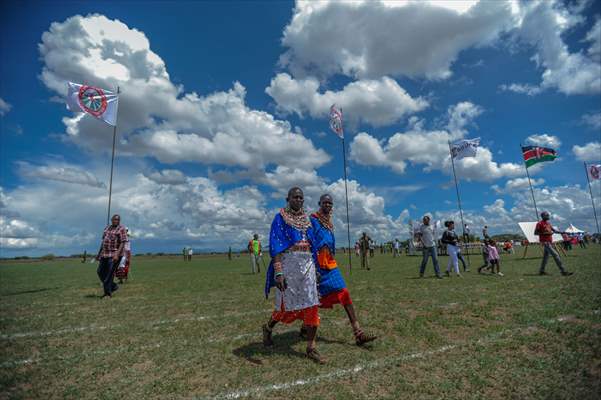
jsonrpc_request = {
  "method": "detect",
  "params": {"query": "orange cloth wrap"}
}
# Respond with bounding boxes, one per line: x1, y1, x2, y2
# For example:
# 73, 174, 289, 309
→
317, 247, 338, 270
319, 288, 352, 309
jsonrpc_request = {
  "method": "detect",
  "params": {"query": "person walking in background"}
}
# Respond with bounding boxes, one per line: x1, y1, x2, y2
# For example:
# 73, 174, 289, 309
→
187, 247, 193, 261
115, 228, 132, 283
248, 233, 262, 274
182, 247, 187, 261
417, 215, 442, 279
535, 211, 573, 276
487, 239, 503, 276
95, 214, 127, 298
393, 239, 400, 258
359, 232, 371, 270
228, 246, 233, 261
442, 221, 461, 277
81, 250, 87, 263
482, 225, 490, 239
578, 233, 587, 248
478, 239, 491, 274
369, 239, 375, 258
562, 233, 572, 251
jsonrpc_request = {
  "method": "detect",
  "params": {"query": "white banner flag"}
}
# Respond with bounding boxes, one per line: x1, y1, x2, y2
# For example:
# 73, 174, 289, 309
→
589, 164, 601, 180
329, 104, 344, 139
66, 82, 119, 126
451, 138, 480, 160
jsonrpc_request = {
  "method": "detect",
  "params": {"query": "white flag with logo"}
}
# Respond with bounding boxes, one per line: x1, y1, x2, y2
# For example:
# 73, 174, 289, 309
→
66, 82, 119, 126
451, 138, 480, 160
329, 104, 344, 139
589, 164, 601, 180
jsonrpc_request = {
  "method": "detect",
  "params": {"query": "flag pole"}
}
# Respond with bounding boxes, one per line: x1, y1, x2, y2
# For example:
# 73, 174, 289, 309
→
521, 144, 539, 219
106, 86, 120, 225
341, 134, 353, 274
584, 162, 600, 236
448, 141, 469, 265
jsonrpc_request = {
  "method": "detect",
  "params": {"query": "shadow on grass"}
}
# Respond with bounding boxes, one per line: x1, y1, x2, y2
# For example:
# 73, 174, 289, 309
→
1, 287, 59, 296
232, 330, 347, 365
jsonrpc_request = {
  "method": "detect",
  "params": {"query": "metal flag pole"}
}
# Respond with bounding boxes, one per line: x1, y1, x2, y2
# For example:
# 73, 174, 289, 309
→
106, 86, 120, 225
521, 144, 539, 220
584, 162, 600, 236
341, 131, 353, 274
448, 141, 469, 265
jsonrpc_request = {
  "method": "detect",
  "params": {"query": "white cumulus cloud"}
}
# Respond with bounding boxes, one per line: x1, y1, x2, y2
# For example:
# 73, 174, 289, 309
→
0, 97, 12, 116
572, 142, 601, 162
349, 102, 522, 181
39, 14, 329, 175
265, 73, 428, 127
280, 0, 518, 80
17, 161, 106, 188
525, 134, 561, 149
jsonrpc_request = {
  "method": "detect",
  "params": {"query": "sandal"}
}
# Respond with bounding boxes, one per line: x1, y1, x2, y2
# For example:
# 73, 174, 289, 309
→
355, 329, 377, 346
306, 348, 326, 364
262, 324, 273, 347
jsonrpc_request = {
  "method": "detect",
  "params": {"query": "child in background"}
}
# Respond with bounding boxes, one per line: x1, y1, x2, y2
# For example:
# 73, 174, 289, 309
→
487, 239, 503, 276
478, 240, 490, 274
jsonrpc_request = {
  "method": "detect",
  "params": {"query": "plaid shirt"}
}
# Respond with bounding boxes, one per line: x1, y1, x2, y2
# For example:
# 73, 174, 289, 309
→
100, 224, 128, 258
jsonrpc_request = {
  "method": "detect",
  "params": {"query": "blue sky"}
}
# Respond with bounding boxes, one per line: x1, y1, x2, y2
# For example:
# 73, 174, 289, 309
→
0, 0, 600, 256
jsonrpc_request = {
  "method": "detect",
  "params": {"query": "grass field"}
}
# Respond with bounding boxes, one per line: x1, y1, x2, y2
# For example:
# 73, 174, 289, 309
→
1, 246, 600, 399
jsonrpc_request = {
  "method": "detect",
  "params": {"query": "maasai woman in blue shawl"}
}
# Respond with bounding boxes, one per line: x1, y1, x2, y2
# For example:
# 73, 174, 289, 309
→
262, 187, 325, 364
309, 194, 377, 346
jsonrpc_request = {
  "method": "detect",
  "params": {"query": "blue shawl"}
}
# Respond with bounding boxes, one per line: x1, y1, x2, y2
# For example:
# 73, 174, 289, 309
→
310, 215, 347, 296
263, 213, 316, 298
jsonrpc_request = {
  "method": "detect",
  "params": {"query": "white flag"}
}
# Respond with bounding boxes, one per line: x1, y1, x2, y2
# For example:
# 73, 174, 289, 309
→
329, 104, 344, 139
451, 138, 480, 160
589, 164, 601, 180
66, 82, 119, 126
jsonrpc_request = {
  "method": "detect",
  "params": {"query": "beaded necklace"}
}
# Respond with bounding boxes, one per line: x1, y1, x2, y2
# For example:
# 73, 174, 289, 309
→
312, 211, 333, 231
280, 206, 311, 231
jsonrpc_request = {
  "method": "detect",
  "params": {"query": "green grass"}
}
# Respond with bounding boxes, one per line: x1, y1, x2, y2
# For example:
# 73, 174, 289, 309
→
1, 247, 600, 399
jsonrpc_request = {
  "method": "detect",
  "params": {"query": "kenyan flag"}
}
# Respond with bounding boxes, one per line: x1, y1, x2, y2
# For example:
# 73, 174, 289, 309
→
522, 145, 557, 168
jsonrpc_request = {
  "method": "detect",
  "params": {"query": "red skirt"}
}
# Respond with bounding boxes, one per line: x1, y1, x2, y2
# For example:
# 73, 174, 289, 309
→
319, 288, 352, 309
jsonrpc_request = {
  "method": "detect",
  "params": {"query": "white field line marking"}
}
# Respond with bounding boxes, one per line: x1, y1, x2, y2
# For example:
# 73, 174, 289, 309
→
0, 309, 271, 340
201, 317, 570, 400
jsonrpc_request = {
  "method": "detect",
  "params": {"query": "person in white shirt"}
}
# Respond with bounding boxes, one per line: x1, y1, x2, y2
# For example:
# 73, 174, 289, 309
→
417, 215, 442, 279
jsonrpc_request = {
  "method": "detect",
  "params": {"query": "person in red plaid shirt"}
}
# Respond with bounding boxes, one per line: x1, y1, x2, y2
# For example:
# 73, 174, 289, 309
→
96, 214, 128, 298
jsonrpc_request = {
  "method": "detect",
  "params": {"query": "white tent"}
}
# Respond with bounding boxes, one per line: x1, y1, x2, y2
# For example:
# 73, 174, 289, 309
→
518, 222, 562, 243
564, 224, 584, 234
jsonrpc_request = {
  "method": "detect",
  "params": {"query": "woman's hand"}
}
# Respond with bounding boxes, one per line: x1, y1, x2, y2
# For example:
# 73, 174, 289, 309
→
275, 275, 287, 291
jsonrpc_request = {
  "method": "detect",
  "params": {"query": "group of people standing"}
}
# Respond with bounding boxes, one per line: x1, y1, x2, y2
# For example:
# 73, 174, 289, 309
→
416, 211, 574, 278
262, 188, 376, 364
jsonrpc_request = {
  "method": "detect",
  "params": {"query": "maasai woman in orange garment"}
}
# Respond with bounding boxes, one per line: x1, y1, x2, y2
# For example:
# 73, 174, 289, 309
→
309, 194, 376, 346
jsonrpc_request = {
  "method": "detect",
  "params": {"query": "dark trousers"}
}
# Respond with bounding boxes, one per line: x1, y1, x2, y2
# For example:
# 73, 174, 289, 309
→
457, 252, 468, 271
540, 243, 565, 274
97, 257, 118, 296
